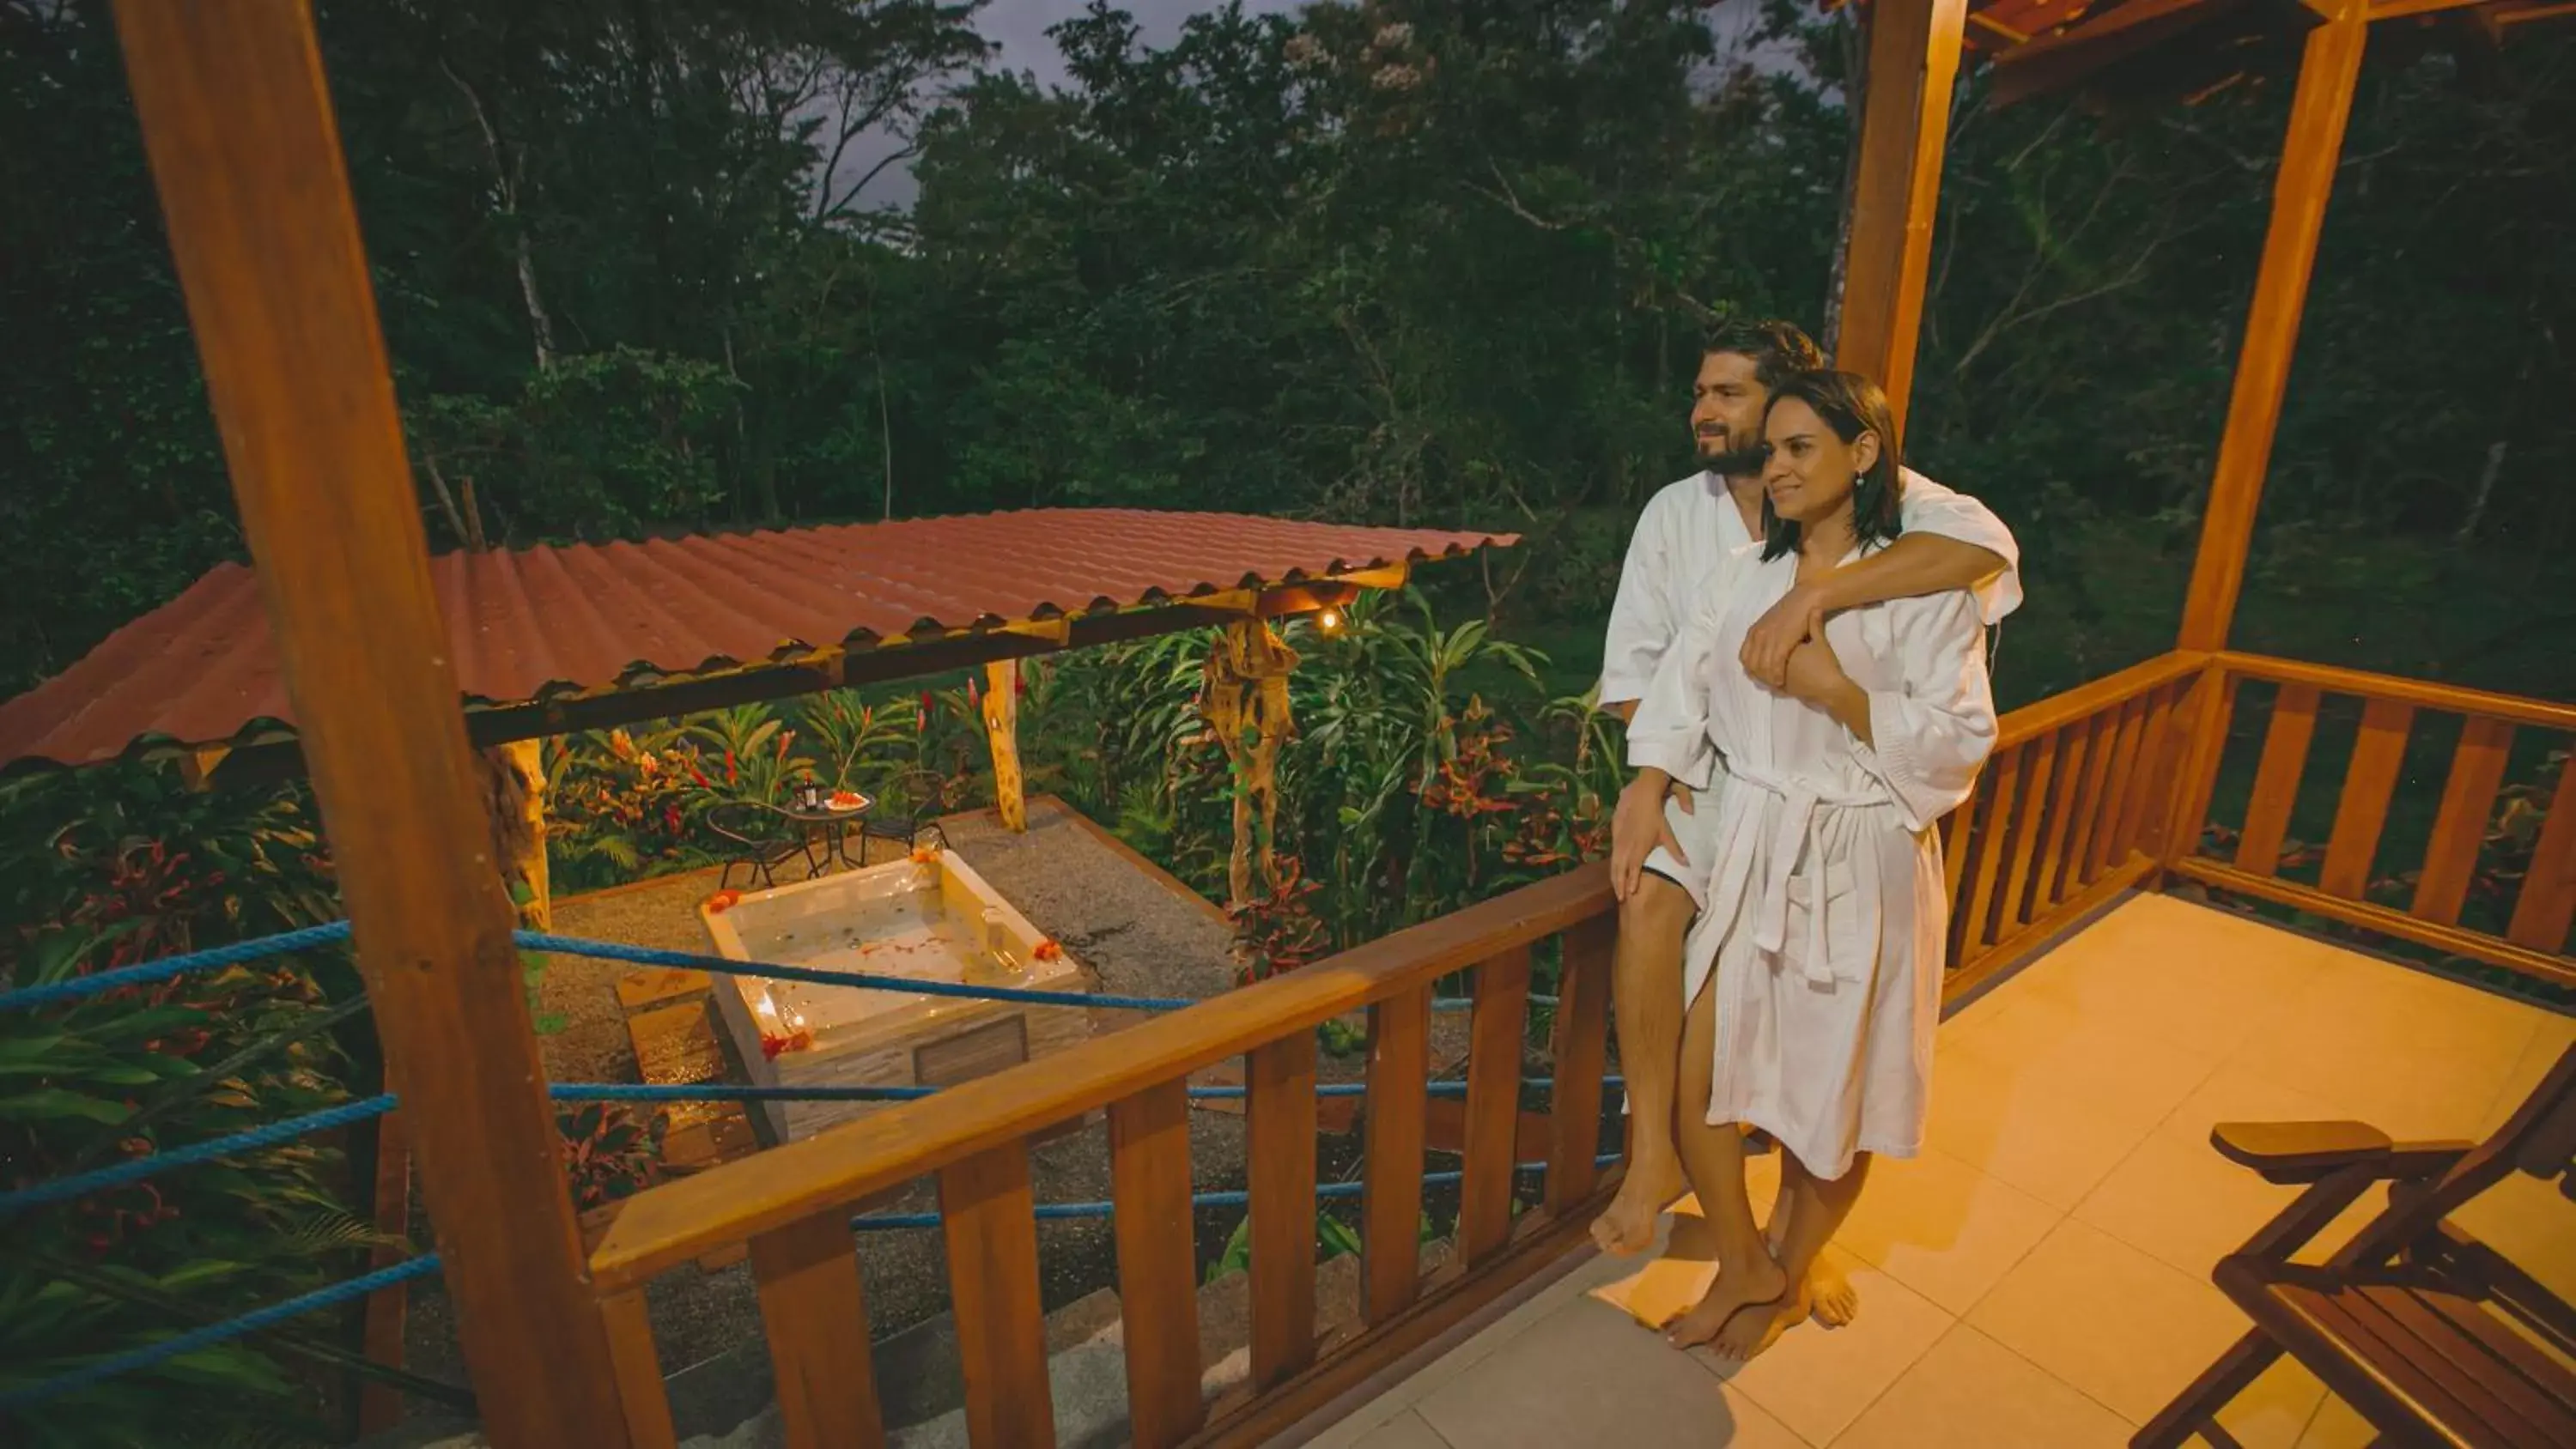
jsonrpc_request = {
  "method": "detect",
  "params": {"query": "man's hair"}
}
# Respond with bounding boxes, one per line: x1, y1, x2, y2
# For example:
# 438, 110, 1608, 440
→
1759, 369, 1906, 561
1701, 318, 1826, 391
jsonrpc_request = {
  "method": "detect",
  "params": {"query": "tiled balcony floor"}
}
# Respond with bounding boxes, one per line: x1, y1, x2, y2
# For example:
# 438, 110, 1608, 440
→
1291, 893, 2573, 1449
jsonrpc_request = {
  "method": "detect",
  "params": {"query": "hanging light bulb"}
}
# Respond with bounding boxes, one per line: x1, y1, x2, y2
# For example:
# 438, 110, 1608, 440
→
1315, 606, 1346, 637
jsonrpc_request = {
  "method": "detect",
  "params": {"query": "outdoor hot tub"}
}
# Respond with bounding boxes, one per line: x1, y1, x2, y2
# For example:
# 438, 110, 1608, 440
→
699, 849, 1092, 1144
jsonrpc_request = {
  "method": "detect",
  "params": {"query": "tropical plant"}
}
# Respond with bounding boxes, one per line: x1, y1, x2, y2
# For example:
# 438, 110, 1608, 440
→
555, 1101, 670, 1212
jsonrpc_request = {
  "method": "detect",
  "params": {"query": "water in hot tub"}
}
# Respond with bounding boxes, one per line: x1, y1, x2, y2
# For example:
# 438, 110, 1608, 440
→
743, 888, 1005, 1034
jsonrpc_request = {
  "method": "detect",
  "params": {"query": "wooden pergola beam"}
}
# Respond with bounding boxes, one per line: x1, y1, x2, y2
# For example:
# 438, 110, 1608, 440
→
2176, 1, 2369, 652
110, 4, 630, 1445
1986, 0, 2318, 106
195, 581, 1368, 788
1833, 0, 1971, 442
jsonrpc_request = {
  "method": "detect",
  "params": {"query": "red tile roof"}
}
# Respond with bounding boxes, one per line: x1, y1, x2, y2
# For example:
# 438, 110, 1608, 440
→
0, 510, 1514, 769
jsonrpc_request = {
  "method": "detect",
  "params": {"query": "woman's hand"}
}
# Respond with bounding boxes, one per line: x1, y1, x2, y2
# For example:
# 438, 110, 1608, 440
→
1612, 771, 1682, 901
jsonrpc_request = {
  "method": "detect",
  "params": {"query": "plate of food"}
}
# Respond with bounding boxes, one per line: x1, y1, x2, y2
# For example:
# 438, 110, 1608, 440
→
826, 790, 869, 813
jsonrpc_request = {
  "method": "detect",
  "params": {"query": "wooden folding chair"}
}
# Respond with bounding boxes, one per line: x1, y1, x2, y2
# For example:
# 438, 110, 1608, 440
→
2136, 1040, 2576, 1448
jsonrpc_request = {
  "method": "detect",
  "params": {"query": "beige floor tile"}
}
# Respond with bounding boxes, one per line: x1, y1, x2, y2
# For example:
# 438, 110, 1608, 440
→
2004, 910, 2326, 1059
1967, 1217, 2257, 1424
1347, 1410, 1454, 1449
2454, 1169, 2576, 1306
2213, 1358, 2336, 1449
1703, 1254, 1953, 1446
2075, 1129, 2305, 1280
2155, 1064, 2350, 1152
2481, 1011, 2574, 1136
2295, 1392, 2381, 1449
1922, 1042, 2178, 1210
1413, 1294, 1807, 1448
1828, 1325, 2132, 1449
2239, 961, 2543, 1142
1826, 1146, 2059, 1316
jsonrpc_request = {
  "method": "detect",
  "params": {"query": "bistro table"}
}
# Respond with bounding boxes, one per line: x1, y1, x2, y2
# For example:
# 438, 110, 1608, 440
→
779, 790, 873, 876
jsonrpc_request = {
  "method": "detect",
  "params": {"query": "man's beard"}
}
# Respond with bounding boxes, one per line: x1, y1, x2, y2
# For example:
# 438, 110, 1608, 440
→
1698, 440, 1770, 477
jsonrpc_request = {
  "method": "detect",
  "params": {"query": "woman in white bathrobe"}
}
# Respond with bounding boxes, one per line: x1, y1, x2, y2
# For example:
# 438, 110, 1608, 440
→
1613, 370, 1997, 1358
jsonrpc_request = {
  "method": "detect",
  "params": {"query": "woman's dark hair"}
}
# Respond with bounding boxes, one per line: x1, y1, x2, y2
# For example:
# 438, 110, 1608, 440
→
1700, 318, 1826, 391
1759, 370, 1905, 561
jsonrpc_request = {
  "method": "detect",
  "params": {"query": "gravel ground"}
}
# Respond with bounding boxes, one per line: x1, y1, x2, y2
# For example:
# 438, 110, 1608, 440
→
392, 797, 1280, 1435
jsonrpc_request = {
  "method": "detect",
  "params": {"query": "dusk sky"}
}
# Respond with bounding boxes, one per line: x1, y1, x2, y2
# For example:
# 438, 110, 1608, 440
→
844, 0, 1795, 209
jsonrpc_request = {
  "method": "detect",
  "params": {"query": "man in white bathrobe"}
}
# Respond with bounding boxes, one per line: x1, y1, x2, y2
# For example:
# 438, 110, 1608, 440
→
1589, 320, 2021, 1322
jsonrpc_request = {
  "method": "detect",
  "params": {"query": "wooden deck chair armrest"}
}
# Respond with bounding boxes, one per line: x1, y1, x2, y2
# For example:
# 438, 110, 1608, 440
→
2225, 1134, 2481, 1264
2212, 1119, 2397, 1184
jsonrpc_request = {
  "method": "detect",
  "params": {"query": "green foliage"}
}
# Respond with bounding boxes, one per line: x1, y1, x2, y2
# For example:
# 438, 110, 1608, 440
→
555, 1101, 671, 1212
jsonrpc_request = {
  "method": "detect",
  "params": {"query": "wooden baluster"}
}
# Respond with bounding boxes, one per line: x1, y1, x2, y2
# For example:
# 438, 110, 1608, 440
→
1999, 731, 2061, 937
2413, 717, 2514, 926
2064, 705, 2125, 887
940, 1145, 1054, 1448
750, 1210, 887, 1449
1544, 915, 1615, 1216
2506, 758, 2576, 954
1247, 1033, 1319, 1387
2159, 666, 2238, 870
2111, 683, 2182, 863
1960, 743, 2026, 955
1362, 986, 1431, 1324
601, 1290, 681, 1449
1460, 945, 1534, 1266
2318, 699, 2415, 899
2087, 700, 2151, 881
1109, 1081, 1205, 1448
2237, 683, 2322, 876
1941, 787, 1977, 910
357, 1109, 414, 1436
2032, 718, 2094, 916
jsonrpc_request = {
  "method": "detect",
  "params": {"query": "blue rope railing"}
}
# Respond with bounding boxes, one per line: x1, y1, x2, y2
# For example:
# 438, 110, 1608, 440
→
0, 1252, 444, 1413
0, 919, 1561, 1017
0, 920, 354, 1014
0, 918, 1596, 1408
0, 1094, 398, 1217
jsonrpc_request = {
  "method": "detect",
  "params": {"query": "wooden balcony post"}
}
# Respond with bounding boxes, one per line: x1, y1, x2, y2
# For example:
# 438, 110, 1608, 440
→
1832, 0, 1970, 440
2175, 3, 2368, 652
110, 5, 629, 1443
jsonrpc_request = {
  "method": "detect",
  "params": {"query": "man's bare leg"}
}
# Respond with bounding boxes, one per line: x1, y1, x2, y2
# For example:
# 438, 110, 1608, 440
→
1718, 1152, 1872, 1360
1660, 978, 1786, 1348
1765, 1152, 1860, 1326
1591, 873, 1693, 1255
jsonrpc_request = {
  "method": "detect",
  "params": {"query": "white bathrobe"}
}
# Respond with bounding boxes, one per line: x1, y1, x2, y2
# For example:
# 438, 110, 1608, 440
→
1626, 546, 1997, 1179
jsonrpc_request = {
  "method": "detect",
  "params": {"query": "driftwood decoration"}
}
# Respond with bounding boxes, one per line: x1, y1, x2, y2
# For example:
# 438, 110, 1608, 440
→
981, 658, 1027, 832
1203, 618, 1301, 907
477, 737, 551, 929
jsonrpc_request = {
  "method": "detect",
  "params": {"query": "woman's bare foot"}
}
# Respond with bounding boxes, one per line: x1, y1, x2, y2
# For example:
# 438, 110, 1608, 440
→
1712, 1275, 1814, 1361
1809, 1257, 1860, 1327
1592, 1155, 1683, 1257
1660, 1249, 1788, 1350
1763, 1216, 1860, 1327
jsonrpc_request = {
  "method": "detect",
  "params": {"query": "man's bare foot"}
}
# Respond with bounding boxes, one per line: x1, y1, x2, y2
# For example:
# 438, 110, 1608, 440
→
1592, 1155, 1683, 1257
1660, 1250, 1788, 1350
1712, 1275, 1814, 1361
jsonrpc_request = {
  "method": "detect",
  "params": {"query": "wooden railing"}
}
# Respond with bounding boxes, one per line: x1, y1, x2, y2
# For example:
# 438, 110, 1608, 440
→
584, 867, 1621, 1449
569, 648, 2573, 1449
2164, 652, 2576, 991
1935, 649, 2211, 997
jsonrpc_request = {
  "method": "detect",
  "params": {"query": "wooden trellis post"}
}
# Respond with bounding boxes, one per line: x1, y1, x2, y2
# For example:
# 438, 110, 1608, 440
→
1204, 620, 1300, 908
